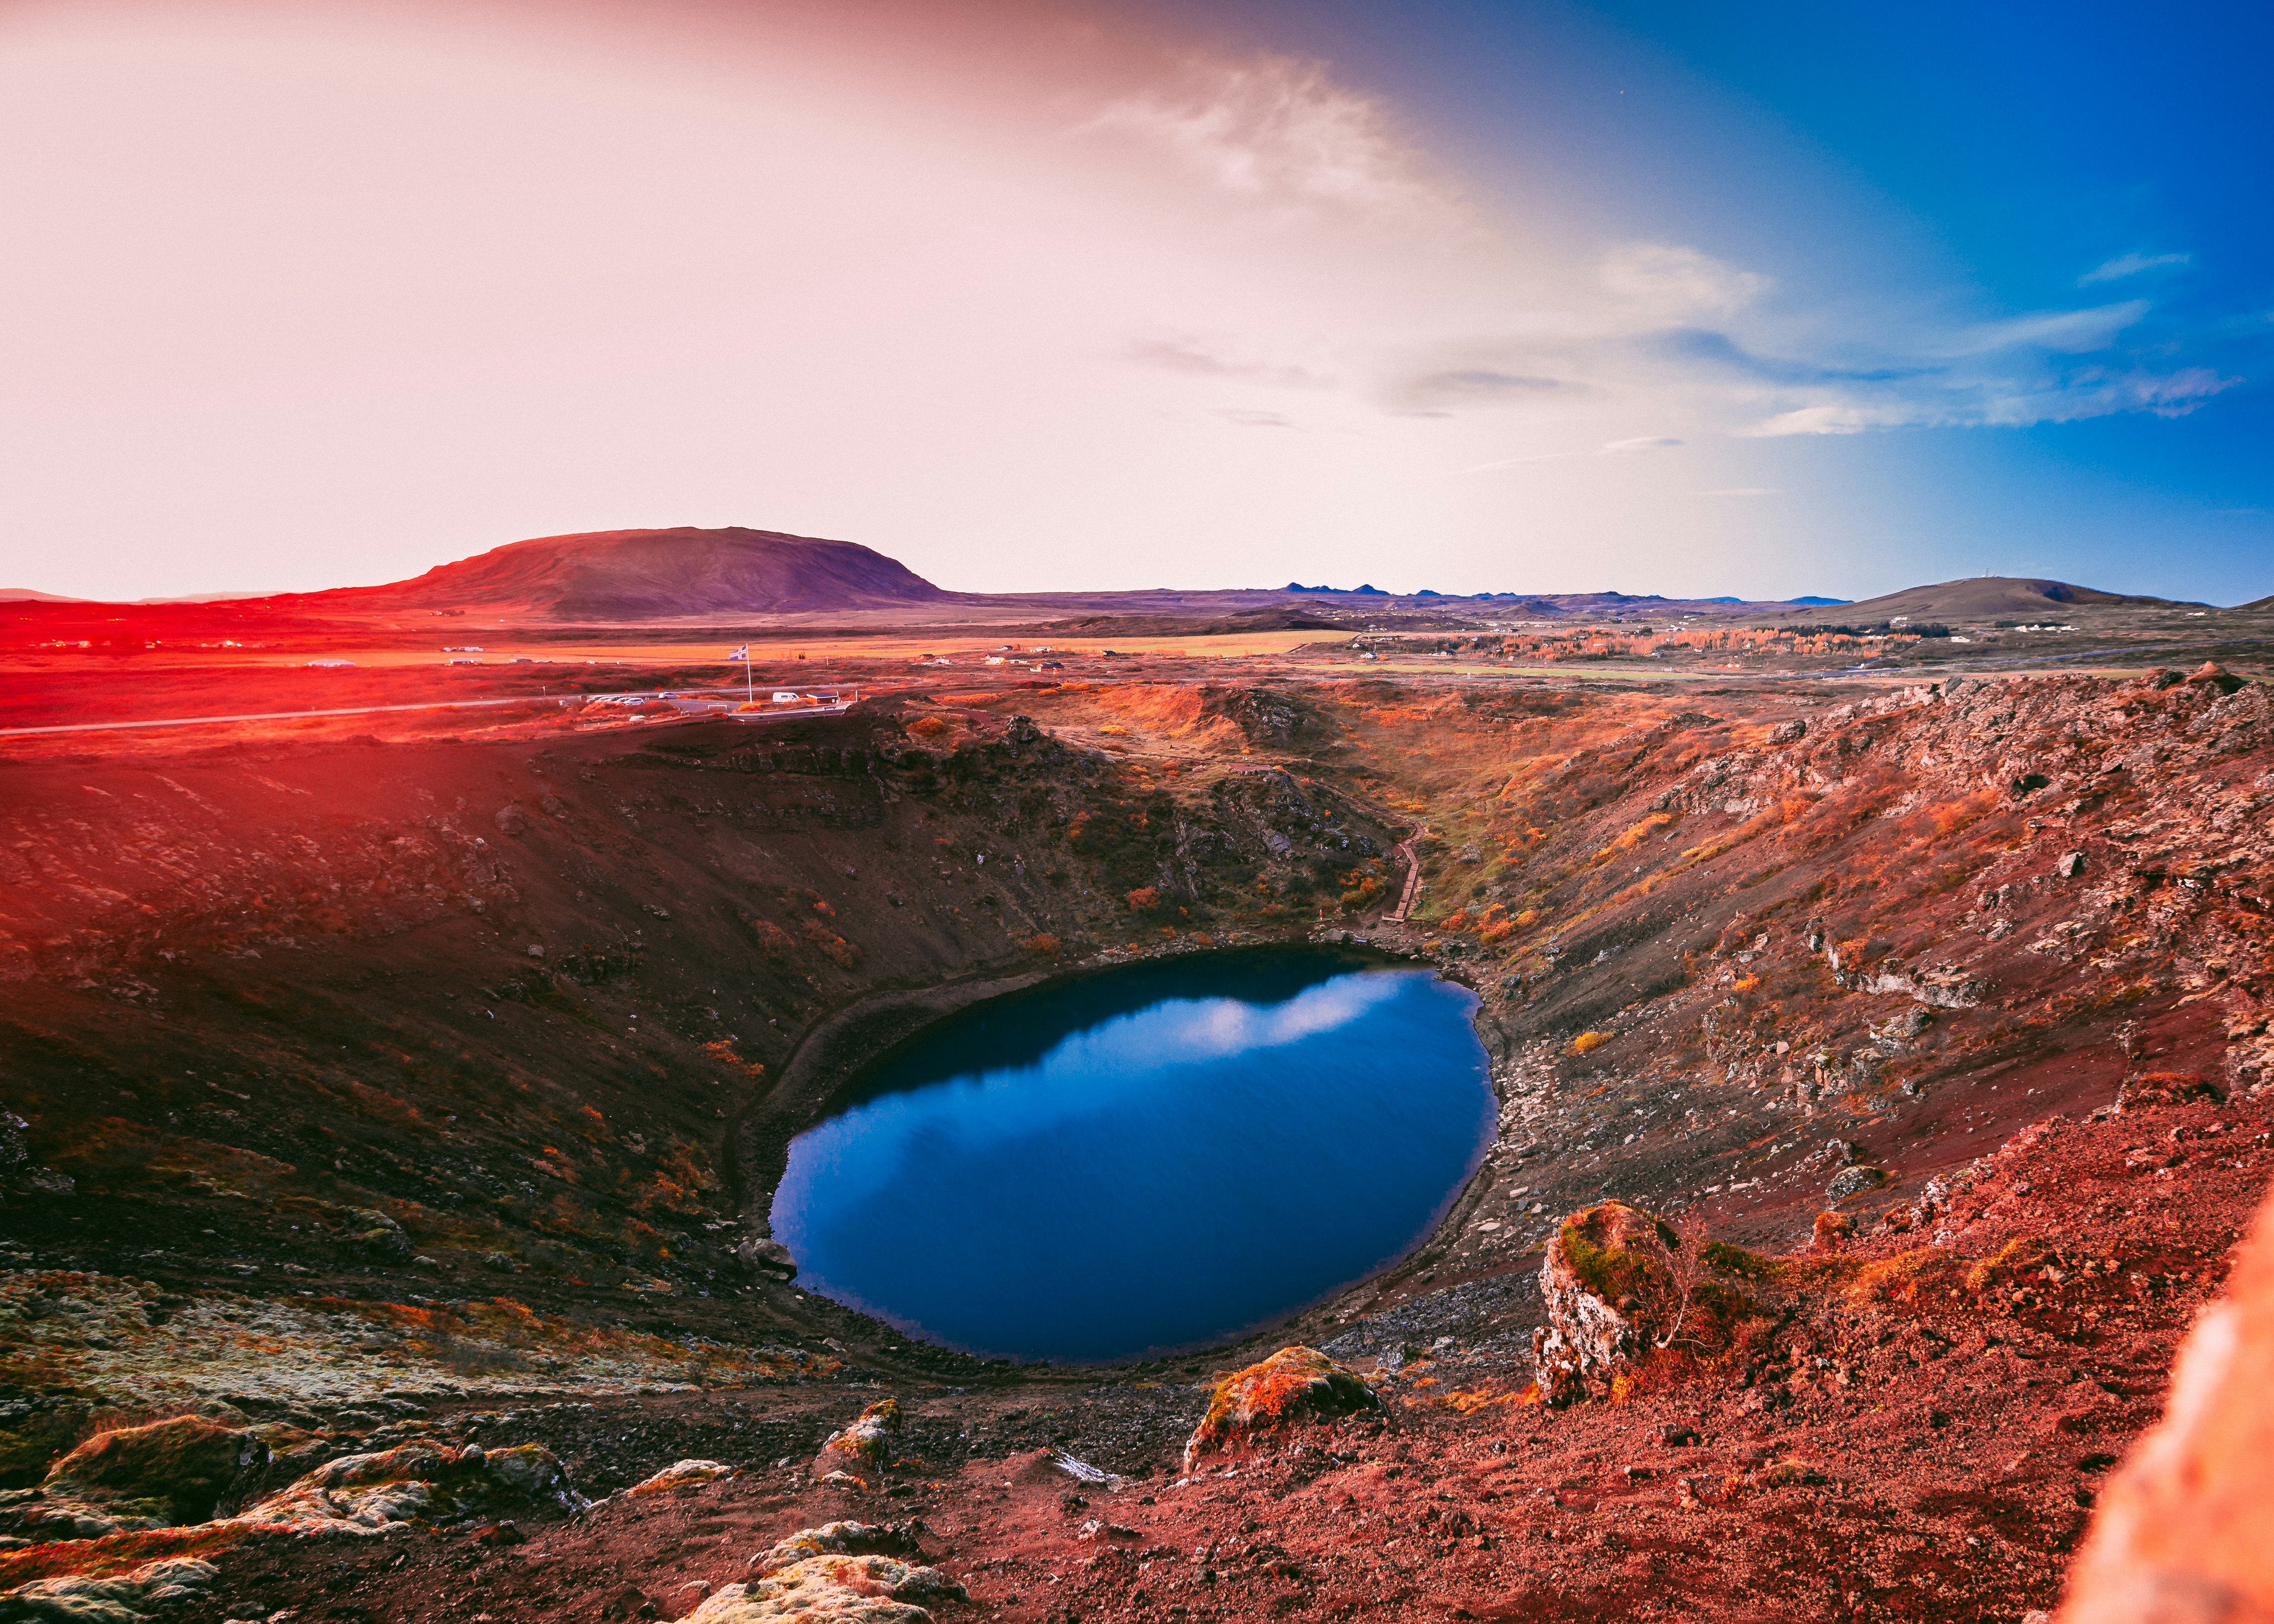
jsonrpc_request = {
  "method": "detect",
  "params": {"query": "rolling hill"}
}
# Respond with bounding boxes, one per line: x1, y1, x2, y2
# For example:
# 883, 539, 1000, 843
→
1776, 575, 2197, 623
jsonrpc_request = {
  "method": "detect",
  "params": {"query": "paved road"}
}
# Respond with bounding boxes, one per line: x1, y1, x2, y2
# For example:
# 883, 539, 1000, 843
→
0, 693, 851, 740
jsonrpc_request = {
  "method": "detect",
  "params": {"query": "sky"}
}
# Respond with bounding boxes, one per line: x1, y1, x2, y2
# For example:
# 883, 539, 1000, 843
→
1, 0, 2268, 603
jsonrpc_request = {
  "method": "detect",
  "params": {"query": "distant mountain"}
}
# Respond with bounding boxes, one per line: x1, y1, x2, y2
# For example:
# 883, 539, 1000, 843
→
1790, 595, 1850, 606
0, 587, 87, 602
305, 527, 949, 620
134, 589, 281, 604
1781, 576, 2197, 623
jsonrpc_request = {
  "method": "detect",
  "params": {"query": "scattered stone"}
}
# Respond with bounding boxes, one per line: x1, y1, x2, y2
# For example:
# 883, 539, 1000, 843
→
2056, 850, 2088, 879
1182, 1347, 1380, 1470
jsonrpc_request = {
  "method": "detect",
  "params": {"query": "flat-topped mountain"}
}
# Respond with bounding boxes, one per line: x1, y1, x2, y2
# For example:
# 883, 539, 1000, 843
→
309, 527, 950, 620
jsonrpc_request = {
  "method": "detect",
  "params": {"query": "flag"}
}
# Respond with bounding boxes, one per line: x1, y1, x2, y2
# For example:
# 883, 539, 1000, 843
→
727, 645, 749, 661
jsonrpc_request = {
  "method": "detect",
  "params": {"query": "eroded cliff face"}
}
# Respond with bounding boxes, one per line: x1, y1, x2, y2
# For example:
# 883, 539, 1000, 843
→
1, 669, 2270, 1623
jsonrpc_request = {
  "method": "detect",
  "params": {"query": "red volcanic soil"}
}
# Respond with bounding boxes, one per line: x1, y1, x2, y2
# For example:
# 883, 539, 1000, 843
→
77, 1091, 2268, 1624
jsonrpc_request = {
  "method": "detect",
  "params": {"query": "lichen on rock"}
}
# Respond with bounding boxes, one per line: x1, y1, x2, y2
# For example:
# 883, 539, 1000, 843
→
1181, 1346, 1378, 1470
812, 1397, 901, 1483
626, 1458, 739, 1497
685, 1519, 963, 1623
690, 1553, 962, 1623
1533, 1201, 1681, 1403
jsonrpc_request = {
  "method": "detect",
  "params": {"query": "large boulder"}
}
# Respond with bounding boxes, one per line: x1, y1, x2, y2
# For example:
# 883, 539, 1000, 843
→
813, 1398, 900, 1484
1533, 1200, 1680, 1403
1181, 1346, 1378, 1471
0, 1415, 266, 1538
233, 1440, 582, 1535
2057, 1184, 2274, 1622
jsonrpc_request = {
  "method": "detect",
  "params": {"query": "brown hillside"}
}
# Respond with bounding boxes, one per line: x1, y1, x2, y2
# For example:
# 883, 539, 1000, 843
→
1776, 575, 2192, 623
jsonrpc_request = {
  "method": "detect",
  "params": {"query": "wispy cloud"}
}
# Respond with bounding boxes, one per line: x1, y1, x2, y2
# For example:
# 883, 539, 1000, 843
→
1212, 407, 1296, 428
1127, 337, 1335, 389
2081, 251, 2193, 285
1079, 53, 1456, 224
1600, 242, 1771, 319
1467, 435, 1681, 471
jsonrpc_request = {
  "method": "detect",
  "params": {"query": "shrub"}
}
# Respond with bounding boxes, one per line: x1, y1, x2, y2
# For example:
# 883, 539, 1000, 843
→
906, 716, 951, 738
1024, 934, 1062, 955
1571, 1031, 1608, 1055
1125, 887, 1161, 912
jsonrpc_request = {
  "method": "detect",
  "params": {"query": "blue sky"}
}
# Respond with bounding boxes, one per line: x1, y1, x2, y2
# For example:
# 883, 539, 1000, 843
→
1168, 0, 2274, 601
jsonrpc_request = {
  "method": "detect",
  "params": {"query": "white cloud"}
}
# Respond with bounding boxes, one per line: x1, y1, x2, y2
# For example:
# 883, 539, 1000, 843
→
1948, 301, 2150, 356
2081, 251, 2193, 285
1599, 242, 1771, 318
1079, 53, 1456, 223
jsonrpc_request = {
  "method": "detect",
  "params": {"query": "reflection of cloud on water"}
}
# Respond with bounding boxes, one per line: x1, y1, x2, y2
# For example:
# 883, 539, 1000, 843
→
775, 971, 1426, 1229
1073, 970, 1407, 1069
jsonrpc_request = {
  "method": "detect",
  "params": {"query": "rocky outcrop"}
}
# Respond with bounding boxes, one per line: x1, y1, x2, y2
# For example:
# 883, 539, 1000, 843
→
1182, 1346, 1378, 1470
233, 1440, 582, 1535
812, 1398, 901, 1484
0, 1415, 266, 1538
1532, 1201, 1679, 1403
2058, 1184, 2274, 1623
684, 1519, 963, 1623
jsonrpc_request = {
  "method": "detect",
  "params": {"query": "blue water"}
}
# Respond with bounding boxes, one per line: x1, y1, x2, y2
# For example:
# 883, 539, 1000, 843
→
770, 949, 1495, 1363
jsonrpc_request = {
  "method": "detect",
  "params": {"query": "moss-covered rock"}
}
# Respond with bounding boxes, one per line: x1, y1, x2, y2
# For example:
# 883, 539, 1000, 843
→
0, 1416, 267, 1539
1181, 1346, 1377, 1470
233, 1440, 582, 1535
